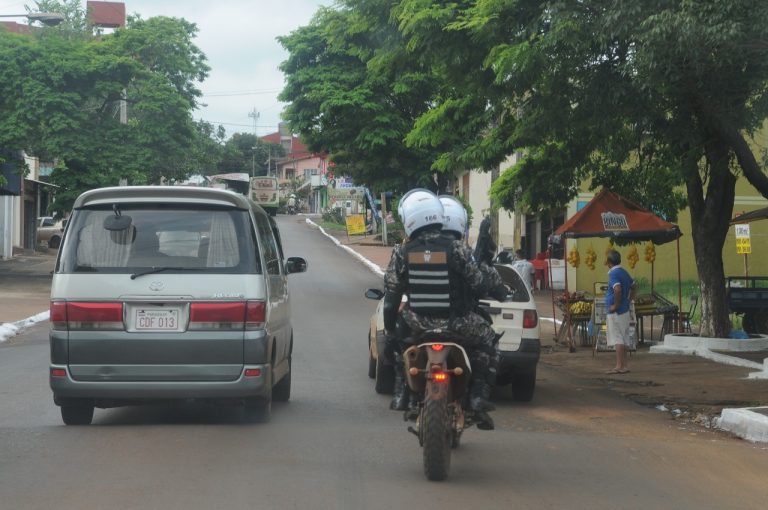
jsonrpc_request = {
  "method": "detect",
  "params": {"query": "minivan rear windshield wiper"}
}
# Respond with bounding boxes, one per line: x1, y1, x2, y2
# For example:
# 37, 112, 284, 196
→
130, 267, 207, 280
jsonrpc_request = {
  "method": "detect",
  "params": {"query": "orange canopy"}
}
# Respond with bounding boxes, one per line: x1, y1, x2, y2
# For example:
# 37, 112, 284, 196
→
554, 189, 681, 245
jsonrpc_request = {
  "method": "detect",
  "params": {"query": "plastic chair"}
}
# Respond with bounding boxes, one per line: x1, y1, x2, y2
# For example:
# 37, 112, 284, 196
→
680, 294, 698, 333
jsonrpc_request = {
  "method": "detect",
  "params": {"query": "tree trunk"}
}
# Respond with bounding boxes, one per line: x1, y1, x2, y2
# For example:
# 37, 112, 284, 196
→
685, 138, 736, 338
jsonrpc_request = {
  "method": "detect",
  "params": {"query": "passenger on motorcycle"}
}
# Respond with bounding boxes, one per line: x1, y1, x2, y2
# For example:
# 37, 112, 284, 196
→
382, 189, 499, 428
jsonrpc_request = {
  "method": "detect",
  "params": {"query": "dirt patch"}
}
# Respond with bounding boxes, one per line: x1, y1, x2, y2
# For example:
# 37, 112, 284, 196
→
540, 344, 768, 423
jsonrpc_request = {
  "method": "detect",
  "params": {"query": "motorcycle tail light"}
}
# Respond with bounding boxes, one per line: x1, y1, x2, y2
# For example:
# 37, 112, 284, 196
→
430, 343, 444, 351
433, 372, 448, 382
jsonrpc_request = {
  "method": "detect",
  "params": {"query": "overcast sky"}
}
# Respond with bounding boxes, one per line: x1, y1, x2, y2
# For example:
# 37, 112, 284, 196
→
124, 0, 330, 137
7, 1, 330, 137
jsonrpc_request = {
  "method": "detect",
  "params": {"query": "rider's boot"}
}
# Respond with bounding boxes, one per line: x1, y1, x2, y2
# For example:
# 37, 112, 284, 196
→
470, 345, 499, 412
469, 377, 496, 413
390, 353, 411, 411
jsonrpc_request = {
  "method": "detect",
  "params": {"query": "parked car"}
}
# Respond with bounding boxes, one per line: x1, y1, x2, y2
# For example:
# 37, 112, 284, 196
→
49, 186, 307, 425
366, 263, 540, 401
37, 216, 67, 249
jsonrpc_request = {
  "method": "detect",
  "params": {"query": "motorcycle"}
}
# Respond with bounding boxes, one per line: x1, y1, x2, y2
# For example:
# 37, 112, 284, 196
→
287, 204, 296, 215
402, 329, 480, 481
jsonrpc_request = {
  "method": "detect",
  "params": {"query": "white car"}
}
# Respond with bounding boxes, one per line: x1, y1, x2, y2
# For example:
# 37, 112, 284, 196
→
367, 264, 540, 401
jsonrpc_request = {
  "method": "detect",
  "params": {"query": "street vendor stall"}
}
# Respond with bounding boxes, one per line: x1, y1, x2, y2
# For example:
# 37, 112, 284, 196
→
552, 189, 683, 351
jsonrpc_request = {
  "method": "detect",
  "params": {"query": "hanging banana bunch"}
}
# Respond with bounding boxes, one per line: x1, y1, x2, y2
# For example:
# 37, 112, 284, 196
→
644, 241, 656, 263
585, 245, 597, 270
627, 245, 639, 269
568, 245, 580, 268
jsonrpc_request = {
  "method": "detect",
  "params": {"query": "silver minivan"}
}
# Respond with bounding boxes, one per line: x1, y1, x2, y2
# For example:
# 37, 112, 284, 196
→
49, 186, 306, 425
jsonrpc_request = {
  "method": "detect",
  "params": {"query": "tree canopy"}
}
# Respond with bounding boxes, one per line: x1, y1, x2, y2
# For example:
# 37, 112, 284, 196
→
0, 6, 212, 210
278, 1, 445, 191
279, 0, 768, 337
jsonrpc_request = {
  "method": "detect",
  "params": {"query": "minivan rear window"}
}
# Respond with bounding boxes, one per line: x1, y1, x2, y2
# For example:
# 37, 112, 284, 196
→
58, 205, 260, 274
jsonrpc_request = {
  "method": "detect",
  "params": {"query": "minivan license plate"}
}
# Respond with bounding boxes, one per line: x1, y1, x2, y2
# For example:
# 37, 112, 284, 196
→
135, 308, 180, 331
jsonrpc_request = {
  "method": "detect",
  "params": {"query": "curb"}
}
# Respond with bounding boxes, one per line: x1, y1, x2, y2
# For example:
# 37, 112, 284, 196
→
305, 218, 385, 277
0, 311, 50, 344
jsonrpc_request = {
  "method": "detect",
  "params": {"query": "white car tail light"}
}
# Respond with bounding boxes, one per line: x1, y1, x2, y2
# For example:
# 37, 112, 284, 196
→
523, 309, 538, 329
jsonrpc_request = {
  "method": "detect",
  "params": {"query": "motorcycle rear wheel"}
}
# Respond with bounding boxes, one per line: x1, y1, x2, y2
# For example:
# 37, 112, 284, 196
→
422, 390, 451, 481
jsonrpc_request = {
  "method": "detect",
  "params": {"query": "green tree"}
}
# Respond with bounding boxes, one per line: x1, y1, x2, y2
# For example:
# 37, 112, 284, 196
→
278, 1, 444, 192
0, 13, 210, 210
216, 133, 284, 177
396, 0, 768, 338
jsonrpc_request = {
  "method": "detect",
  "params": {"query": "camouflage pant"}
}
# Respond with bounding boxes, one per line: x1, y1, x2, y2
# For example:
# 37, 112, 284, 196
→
400, 308, 498, 381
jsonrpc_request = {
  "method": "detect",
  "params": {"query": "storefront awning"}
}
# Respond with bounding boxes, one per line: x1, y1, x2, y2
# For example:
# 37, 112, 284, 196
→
555, 189, 682, 245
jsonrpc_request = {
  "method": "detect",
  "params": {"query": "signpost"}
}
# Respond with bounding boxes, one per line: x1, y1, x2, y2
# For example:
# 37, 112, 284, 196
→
735, 223, 751, 276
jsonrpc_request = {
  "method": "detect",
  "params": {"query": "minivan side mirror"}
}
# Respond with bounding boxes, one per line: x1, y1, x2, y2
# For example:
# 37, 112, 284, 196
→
365, 288, 384, 300
285, 256, 308, 275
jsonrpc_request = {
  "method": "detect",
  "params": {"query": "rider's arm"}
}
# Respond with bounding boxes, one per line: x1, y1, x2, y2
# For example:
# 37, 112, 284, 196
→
383, 246, 406, 334
452, 243, 488, 297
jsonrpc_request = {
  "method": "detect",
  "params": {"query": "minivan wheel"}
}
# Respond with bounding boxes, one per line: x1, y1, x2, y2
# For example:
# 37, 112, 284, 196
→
244, 398, 271, 423
61, 404, 94, 425
273, 361, 291, 402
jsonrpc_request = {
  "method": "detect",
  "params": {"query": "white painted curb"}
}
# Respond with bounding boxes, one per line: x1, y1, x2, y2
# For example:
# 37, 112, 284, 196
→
305, 218, 385, 277
0, 311, 50, 343
716, 407, 768, 443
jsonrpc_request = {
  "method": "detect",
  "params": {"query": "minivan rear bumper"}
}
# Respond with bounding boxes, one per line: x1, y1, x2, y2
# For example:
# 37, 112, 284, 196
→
50, 364, 271, 401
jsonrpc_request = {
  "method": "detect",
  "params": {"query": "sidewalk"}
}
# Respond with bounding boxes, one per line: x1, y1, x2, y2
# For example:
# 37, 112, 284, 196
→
0, 252, 55, 332
309, 220, 768, 443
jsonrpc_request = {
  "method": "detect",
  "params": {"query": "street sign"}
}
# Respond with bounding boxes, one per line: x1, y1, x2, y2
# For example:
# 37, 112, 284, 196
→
735, 224, 751, 239
735, 223, 751, 254
737, 237, 752, 254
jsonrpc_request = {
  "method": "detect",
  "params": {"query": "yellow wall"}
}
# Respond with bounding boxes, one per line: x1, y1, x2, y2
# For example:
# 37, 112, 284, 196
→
565, 194, 768, 291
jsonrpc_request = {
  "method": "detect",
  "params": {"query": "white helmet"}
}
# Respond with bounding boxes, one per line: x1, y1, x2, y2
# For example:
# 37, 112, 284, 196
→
397, 188, 444, 237
438, 195, 467, 238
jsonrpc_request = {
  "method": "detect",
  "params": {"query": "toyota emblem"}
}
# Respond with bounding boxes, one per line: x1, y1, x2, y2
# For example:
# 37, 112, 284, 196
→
149, 281, 165, 291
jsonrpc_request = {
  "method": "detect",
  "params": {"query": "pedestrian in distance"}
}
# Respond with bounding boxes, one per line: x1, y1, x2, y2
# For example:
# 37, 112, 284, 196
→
511, 249, 535, 291
605, 249, 635, 374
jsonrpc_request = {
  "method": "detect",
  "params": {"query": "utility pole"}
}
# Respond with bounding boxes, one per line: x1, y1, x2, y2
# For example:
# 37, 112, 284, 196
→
248, 108, 259, 135
248, 108, 260, 177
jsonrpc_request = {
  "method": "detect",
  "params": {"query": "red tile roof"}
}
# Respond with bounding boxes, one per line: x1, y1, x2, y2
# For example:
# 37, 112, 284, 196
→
87, 1, 126, 28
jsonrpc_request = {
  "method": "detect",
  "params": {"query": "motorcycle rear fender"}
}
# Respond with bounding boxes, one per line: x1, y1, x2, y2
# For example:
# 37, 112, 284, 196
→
403, 342, 472, 393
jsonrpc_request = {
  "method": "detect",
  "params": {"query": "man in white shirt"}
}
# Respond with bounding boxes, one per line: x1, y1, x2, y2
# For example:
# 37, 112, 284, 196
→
511, 249, 535, 290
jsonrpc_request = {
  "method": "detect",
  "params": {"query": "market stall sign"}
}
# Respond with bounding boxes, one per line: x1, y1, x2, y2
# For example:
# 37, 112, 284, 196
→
601, 212, 629, 232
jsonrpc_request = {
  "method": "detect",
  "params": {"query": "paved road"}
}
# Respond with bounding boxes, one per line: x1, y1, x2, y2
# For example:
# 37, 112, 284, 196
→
1, 216, 766, 509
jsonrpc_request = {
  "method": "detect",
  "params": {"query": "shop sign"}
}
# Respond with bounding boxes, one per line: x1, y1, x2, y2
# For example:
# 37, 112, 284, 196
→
345, 214, 366, 235
601, 212, 629, 231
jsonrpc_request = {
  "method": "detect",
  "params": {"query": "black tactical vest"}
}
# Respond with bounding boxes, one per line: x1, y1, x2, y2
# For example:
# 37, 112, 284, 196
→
404, 234, 469, 318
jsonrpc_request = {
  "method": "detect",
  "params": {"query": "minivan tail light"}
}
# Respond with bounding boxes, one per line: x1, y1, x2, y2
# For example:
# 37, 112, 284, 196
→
50, 301, 67, 330
523, 309, 538, 329
189, 302, 246, 330
246, 300, 266, 330
51, 301, 124, 331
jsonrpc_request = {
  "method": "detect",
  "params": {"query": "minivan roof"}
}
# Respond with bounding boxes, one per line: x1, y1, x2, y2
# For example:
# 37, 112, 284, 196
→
73, 186, 254, 210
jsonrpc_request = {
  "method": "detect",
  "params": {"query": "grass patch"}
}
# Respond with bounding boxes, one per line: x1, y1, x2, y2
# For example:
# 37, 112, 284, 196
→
316, 222, 346, 231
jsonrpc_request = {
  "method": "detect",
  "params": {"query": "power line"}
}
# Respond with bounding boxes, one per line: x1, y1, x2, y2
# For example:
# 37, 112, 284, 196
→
202, 90, 282, 98
197, 119, 278, 129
